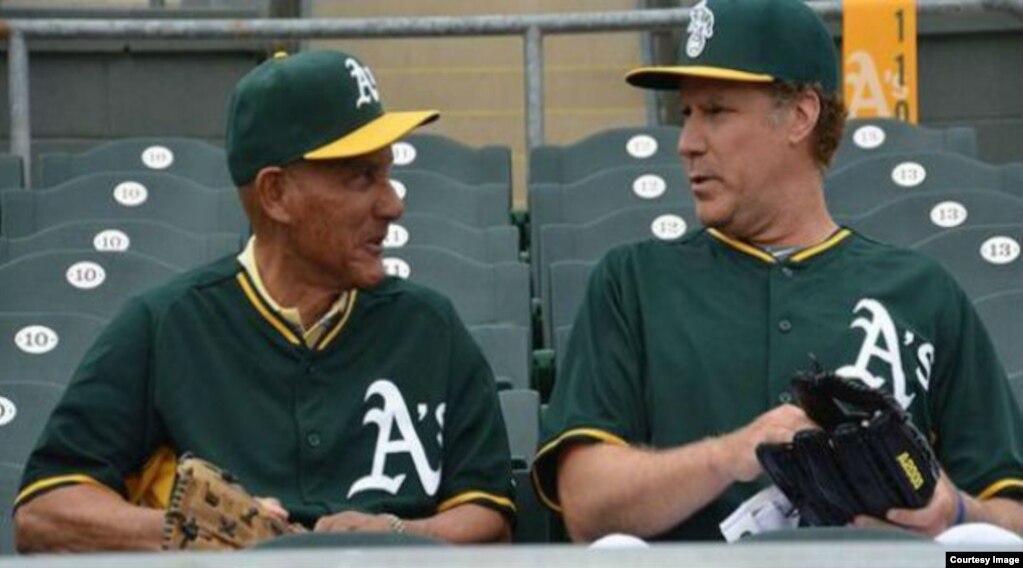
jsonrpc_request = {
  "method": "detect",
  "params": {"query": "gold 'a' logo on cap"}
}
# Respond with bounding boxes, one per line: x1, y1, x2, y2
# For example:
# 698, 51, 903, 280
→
345, 58, 380, 109
686, 0, 715, 58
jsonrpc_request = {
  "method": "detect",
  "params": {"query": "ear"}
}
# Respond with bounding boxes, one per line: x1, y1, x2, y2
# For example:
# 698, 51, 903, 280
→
252, 166, 293, 224
788, 88, 821, 146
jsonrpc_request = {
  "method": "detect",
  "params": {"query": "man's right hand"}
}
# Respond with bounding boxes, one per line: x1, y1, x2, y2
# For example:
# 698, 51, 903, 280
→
716, 404, 818, 483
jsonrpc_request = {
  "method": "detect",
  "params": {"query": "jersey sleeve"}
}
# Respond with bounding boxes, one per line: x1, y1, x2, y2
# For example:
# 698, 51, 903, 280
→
16, 297, 163, 508
531, 250, 647, 512
929, 281, 1023, 501
434, 303, 516, 520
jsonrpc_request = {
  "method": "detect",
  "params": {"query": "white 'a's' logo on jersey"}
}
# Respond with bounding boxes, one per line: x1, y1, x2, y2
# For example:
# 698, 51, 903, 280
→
686, 0, 715, 58
345, 58, 380, 109
835, 298, 935, 410
348, 379, 443, 498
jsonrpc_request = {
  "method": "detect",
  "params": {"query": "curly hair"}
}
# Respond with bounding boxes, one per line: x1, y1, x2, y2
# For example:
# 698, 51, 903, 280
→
769, 82, 847, 171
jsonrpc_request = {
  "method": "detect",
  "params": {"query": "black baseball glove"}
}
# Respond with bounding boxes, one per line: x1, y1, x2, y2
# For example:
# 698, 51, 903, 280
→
756, 368, 939, 526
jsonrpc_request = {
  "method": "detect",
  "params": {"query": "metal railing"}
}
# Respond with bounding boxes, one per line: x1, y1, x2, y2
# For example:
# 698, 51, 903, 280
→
3, 0, 1022, 185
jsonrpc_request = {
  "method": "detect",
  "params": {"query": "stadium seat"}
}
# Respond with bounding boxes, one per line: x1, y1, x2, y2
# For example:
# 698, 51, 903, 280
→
913, 224, 1023, 301
0, 220, 243, 270
528, 126, 683, 184
0, 154, 23, 190
831, 118, 977, 171
0, 172, 248, 238
0, 381, 64, 467
825, 152, 1023, 216
0, 312, 107, 388
392, 133, 512, 187
837, 190, 1023, 248
389, 171, 510, 229
513, 468, 550, 543
547, 261, 596, 356
382, 246, 530, 328
469, 324, 532, 391
38, 137, 233, 189
499, 388, 540, 469
1, 464, 20, 554
385, 214, 519, 263
529, 163, 690, 285
0, 251, 180, 319
538, 204, 698, 345
974, 290, 1023, 382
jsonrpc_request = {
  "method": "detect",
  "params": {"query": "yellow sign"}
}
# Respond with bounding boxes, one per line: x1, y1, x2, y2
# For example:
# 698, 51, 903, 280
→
843, 0, 919, 123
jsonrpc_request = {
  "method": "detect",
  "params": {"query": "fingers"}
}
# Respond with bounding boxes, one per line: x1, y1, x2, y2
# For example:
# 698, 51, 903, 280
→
754, 405, 819, 445
313, 511, 390, 534
885, 473, 958, 537
851, 514, 896, 530
724, 405, 818, 483
256, 497, 290, 521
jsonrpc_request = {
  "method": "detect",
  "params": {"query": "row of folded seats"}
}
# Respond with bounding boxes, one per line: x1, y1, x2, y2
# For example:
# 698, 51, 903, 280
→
0, 118, 1020, 548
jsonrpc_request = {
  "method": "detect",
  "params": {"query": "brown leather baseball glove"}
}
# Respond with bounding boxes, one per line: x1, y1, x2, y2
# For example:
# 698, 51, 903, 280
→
162, 455, 305, 550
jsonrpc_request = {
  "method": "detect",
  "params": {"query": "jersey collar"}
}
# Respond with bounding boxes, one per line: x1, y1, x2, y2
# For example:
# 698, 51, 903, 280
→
236, 237, 357, 350
707, 227, 854, 264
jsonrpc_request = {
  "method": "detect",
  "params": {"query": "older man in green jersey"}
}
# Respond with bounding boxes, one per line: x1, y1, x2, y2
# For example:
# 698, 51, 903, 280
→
14, 50, 514, 551
533, 0, 1023, 542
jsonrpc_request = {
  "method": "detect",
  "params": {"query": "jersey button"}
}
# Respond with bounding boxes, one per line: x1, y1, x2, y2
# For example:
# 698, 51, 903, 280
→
778, 319, 792, 332
306, 432, 322, 448
781, 267, 794, 277
779, 392, 793, 404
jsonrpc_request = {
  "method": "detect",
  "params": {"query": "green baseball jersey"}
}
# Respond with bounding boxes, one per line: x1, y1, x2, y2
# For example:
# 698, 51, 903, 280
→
533, 227, 1023, 541
17, 256, 515, 526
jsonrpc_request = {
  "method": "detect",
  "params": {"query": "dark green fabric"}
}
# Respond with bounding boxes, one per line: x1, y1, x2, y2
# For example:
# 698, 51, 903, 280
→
226, 50, 385, 185
20, 256, 515, 527
535, 229, 1023, 541
628, 0, 839, 92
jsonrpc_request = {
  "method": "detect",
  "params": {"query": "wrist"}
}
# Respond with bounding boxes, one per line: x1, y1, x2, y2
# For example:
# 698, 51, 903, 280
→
706, 433, 740, 483
952, 491, 967, 526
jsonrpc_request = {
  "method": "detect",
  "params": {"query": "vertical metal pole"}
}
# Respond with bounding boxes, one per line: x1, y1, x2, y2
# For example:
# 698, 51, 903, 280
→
9, 30, 31, 188
524, 26, 545, 150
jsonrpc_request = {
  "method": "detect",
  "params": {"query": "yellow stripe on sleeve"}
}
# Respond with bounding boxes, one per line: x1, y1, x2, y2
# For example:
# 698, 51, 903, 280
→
437, 491, 516, 514
531, 428, 629, 513
977, 478, 1023, 500
15, 475, 119, 507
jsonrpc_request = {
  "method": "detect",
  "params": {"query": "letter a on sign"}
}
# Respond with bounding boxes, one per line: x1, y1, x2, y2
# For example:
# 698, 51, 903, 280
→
843, 0, 918, 123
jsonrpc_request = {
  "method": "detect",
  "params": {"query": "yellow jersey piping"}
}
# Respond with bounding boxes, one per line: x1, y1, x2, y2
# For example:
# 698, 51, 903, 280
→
15, 475, 118, 507
316, 289, 359, 351
531, 428, 629, 513
236, 272, 302, 346
437, 491, 517, 514
977, 478, 1023, 500
790, 228, 854, 262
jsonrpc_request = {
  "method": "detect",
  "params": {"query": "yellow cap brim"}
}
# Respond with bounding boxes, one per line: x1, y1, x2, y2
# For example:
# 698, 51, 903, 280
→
304, 110, 440, 160
625, 66, 774, 90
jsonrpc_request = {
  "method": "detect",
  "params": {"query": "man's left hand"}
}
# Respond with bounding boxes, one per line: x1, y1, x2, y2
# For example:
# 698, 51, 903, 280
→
314, 511, 394, 533
852, 472, 960, 537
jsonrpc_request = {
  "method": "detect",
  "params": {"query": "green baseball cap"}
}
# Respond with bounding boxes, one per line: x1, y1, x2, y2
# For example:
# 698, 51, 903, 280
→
626, 0, 838, 92
226, 50, 439, 186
